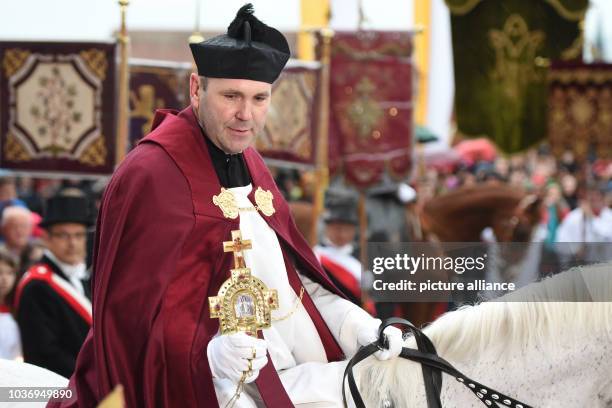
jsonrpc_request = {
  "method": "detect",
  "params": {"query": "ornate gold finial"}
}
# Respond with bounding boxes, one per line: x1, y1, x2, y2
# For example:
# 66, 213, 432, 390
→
189, 0, 205, 44
223, 230, 252, 269
210, 230, 278, 336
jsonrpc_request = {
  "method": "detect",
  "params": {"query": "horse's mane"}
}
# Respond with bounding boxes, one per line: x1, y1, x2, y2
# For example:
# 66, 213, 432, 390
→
357, 262, 612, 406
425, 262, 612, 361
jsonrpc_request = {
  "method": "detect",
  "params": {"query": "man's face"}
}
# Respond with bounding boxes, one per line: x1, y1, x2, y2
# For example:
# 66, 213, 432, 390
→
325, 221, 357, 248
2, 216, 32, 250
190, 74, 272, 154
587, 190, 605, 214
44, 223, 87, 265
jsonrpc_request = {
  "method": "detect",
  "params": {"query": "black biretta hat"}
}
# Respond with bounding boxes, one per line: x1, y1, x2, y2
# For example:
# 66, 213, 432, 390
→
40, 193, 93, 229
323, 189, 359, 225
190, 4, 290, 84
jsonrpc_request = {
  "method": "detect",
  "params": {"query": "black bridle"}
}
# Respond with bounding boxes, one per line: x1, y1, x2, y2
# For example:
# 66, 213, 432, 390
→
343, 318, 533, 408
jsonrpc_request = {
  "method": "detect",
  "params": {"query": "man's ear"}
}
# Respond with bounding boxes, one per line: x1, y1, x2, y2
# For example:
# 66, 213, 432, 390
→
189, 73, 201, 110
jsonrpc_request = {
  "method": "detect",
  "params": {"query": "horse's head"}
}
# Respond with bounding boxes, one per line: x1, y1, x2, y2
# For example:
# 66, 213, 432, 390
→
495, 193, 542, 242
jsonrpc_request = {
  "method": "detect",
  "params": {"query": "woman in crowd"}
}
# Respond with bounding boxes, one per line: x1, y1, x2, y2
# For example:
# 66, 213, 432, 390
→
0, 247, 21, 360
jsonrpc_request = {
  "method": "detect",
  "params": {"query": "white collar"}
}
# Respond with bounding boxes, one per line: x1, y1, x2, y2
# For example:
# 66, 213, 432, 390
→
322, 237, 355, 256
43, 249, 87, 281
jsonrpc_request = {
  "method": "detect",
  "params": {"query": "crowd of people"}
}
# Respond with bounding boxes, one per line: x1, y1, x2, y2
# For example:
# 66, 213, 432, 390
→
0, 177, 96, 378
418, 146, 612, 248
1, 145, 610, 371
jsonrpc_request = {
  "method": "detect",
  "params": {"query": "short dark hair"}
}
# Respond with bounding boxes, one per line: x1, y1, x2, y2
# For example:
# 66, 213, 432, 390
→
0, 247, 19, 309
199, 76, 209, 91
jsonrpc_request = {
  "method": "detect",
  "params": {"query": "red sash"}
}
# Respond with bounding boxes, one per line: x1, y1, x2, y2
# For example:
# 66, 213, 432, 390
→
14, 264, 93, 326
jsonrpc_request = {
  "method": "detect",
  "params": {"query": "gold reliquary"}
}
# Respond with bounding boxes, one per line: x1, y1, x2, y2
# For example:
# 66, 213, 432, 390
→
209, 230, 278, 336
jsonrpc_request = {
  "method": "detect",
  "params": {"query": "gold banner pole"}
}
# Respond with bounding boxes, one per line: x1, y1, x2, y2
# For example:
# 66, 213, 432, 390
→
358, 192, 368, 268
298, 0, 329, 60
115, 0, 130, 165
189, 0, 205, 44
309, 28, 334, 246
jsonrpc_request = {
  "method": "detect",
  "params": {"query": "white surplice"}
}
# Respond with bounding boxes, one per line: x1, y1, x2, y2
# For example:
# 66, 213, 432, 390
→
211, 184, 373, 407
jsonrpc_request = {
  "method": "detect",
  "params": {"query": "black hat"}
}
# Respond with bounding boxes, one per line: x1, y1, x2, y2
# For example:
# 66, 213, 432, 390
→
323, 189, 359, 225
40, 193, 92, 229
190, 4, 290, 84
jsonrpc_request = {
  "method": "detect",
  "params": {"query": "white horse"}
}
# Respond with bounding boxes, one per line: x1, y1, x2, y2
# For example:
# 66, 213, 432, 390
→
355, 262, 612, 407
0, 359, 68, 408
3, 264, 612, 407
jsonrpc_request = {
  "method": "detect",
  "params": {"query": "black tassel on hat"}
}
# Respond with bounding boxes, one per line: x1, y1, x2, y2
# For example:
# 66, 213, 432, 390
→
227, 3, 265, 42
189, 3, 290, 84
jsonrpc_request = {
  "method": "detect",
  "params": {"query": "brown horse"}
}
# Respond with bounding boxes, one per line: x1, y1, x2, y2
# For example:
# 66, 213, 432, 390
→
395, 184, 543, 327
289, 186, 543, 327
420, 184, 541, 243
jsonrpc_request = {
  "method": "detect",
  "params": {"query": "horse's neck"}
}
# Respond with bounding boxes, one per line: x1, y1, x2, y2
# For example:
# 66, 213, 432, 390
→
424, 188, 522, 242
364, 329, 612, 408
439, 331, 612, 407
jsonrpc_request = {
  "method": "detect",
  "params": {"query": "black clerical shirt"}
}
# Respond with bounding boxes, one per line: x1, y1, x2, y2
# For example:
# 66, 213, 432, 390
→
203, 131, 252, 188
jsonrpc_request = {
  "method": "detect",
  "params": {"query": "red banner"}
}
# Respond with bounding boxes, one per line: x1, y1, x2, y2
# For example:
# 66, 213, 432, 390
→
324, 31, 414, 190
547, 61, 612, 160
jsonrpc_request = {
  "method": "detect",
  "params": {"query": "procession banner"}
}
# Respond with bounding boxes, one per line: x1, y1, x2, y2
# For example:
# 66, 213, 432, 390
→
446, 0, 587, 153
129, 59, 191, 151
0, 41, 117, 175
323, 31, 414, 189
256, 60, 321, 168
547, 61, 612, 160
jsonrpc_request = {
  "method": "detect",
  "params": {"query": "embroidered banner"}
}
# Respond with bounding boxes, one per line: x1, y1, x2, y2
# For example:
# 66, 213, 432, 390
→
446, 0, 588, 153
0, 41, 117, 175
129, 59, 191, 151
256, 60, 320, 166
547, 62, 612, 160
322, 31, 414, 190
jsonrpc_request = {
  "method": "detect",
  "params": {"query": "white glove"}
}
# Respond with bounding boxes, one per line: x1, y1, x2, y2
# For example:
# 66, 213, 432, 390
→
357, 319, 403, 361
207, 332, 269, 383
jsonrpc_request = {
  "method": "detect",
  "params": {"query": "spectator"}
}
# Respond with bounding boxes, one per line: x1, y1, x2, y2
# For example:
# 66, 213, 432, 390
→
0, 206, 42, 275
14, 192, 92, 377
314, 191, 362, 305
0, 177, 27, 220
556, 183, 612, 263
0, 247, 21, 360
560, 172, 579, 209
541, 183, 570, 246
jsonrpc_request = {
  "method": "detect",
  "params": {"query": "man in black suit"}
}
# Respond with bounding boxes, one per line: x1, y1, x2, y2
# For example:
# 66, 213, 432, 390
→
15, 191, 92, 378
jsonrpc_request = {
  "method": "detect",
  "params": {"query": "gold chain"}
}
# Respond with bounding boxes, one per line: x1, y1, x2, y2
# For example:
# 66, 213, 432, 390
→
223, 286, 305, 407
272, 287, 305, 322
238, 206, 265, 213
224, 371, 249, 408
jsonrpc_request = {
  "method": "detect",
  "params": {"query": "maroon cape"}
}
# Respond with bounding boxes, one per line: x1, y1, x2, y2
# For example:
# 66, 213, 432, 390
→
50, 107, 346, 407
